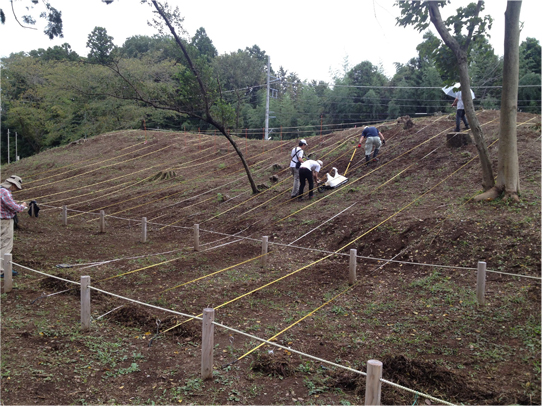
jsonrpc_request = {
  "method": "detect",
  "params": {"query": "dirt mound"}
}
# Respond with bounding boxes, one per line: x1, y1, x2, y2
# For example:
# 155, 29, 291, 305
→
39, 274, 79, 296
108, 305, 199, 339
252, 350, 296, 377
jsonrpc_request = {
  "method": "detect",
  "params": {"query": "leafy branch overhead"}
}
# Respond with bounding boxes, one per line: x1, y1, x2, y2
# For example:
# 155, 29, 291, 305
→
1, 1, 63, 39
396, 0, 492, 83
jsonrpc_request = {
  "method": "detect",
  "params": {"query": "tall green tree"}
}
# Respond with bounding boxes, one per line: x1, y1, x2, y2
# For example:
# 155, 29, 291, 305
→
517, 37, 541, 114
86, 27, 116, 64
191, 27, 217, 62
213, 50, 266, 129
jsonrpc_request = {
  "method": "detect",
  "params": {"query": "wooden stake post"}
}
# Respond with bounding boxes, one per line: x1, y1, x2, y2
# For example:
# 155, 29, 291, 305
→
349, 249, 357, 285
81, 276, 91, 330
3, 253, 13, 293
477, 261, 486, 305
99, 210, 106, 233
261, 236, 268, 268
62, 205, 68, 226
141, 217, 147, 243
365, 359, 383, 405
201, 308, 215, 380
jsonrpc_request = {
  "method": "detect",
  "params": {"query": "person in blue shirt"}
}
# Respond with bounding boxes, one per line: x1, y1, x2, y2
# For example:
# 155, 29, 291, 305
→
358, 126, 386, 164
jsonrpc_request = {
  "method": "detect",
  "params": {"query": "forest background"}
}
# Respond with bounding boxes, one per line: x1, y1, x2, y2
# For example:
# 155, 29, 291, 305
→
1, 18, 540, 163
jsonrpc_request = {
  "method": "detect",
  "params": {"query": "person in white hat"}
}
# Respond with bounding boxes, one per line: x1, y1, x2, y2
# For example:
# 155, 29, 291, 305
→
289, 139, 308, 198
1, 175, 27, 277
298, 159, 323, 200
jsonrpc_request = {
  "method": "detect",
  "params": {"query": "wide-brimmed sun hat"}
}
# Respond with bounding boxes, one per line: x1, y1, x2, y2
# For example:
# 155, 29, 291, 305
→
5, 175, 23, 190
316, 160, 323, 166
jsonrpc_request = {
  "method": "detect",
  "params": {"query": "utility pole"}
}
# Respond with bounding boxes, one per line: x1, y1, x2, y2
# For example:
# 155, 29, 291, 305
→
15, 131, 18, 161
264, 55, 270, 141
7, 129, 10, 164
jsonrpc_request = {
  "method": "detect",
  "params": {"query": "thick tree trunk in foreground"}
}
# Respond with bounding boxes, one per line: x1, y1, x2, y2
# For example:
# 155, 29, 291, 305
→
428, 2, 495, 192
476, 1, 522, 202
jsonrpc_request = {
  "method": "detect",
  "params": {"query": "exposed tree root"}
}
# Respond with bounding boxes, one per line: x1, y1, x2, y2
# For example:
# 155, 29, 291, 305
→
474, 186, 520, 203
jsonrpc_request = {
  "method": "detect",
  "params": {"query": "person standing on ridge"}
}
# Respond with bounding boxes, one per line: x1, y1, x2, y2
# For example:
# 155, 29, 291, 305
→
298, 159, 323, 200
358, 126, 386, 165
452, 89, 474, 132
289, 139, 307, 198
1, 175, 27, 278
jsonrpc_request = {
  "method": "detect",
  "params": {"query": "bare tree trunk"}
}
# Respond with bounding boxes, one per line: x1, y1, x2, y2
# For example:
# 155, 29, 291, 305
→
151, 0, 259, 194
475, 1, 522, 202
428, 1, 495, 191
497, 1, 522, 201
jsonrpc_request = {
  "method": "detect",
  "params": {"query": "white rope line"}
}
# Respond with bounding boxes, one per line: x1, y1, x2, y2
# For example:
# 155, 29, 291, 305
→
199, 226, 252, 249
79, 153, 275, 221
55, 261, 110, 268
289, 202, 357, 245
481, 269, 541, 280
94, 305, 125, 320
88, 285, 202, 321
60, 248, 187, 271
34, 288, 76, 300
203, 239, 244, 252
13, 263, 80, 285
148, 174, 253, 219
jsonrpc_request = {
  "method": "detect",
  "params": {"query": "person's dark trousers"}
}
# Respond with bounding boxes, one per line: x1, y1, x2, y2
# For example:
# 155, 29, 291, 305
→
298, 167, 314, 198
455, 109, 469, 131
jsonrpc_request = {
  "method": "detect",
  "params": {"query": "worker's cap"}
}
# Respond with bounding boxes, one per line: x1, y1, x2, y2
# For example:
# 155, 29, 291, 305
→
299, 139, 308, 146
363, 126, 368, 129
5, 175, 23, 190
317, 160, 323, 166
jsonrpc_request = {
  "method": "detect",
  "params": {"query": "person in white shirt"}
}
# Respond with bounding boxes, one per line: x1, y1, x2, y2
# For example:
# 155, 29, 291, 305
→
452, 90, 473, 132
298, 159, 323, 200
289, 139, 307, 198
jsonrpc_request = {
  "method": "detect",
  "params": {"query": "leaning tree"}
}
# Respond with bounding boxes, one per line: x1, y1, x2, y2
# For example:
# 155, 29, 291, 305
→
396, 1, 495, 192
4, 0, 262, 194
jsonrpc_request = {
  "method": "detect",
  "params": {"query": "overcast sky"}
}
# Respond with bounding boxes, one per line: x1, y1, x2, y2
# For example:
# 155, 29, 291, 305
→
1, 0, 539, 82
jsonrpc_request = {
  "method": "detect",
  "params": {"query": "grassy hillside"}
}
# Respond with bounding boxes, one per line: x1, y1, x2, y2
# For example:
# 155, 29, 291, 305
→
1, 111, 540, 405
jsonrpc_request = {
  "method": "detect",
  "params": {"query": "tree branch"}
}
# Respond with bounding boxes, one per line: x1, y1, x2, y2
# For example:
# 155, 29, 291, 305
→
463, 1, 483, 50
151, 1, 211, 120
10, 0, 37, 31
427, 2, 464, 62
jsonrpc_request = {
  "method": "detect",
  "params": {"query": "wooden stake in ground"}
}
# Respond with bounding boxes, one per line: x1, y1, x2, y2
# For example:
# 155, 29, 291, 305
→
349, 249, 357, 285
365, 359, 382, 405
81, 276, 91, 330
261, 236, 268, 268
201, 308, 215, 380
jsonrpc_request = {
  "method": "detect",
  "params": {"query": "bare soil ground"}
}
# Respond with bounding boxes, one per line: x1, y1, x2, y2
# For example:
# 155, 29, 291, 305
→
1, 111, 540, 405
